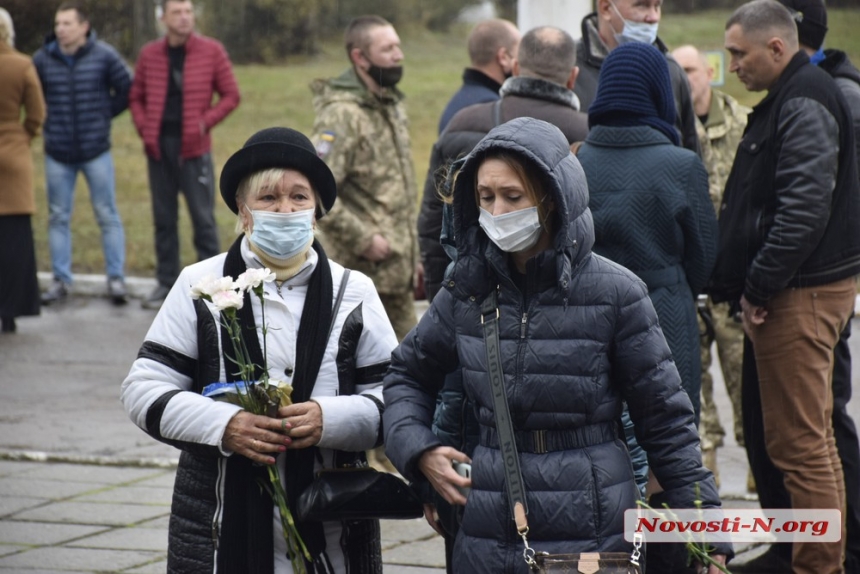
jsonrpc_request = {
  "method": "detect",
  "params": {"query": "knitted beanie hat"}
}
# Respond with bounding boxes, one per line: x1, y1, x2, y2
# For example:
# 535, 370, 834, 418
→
778, 0, 828, 50
588, 42, 679, 145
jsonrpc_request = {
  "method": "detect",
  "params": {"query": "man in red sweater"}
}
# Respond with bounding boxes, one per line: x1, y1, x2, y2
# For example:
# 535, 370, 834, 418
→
130, 0, 240, 309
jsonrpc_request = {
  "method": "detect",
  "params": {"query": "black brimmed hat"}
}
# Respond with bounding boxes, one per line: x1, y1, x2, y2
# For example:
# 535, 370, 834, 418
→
219, 127, 337, 217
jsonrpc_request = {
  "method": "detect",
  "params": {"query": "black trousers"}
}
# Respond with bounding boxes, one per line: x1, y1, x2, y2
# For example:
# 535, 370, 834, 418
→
0, 214, 40, 319
742, 320, 860, 572
146, 135, 220, 288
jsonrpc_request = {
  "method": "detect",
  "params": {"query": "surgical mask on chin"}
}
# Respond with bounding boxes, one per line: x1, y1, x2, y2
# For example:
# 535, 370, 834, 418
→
610, 1, 659, 45
246, 208, 314, 260
478, 206, 543, 253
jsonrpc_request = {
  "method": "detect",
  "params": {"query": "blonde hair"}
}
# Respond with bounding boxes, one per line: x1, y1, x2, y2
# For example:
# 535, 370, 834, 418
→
0, 9, 15, 47
234, 168, 325, 231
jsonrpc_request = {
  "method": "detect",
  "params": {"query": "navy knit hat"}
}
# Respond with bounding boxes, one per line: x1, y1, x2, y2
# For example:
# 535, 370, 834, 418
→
778, 0, 828, 50
588, 42, 679, 146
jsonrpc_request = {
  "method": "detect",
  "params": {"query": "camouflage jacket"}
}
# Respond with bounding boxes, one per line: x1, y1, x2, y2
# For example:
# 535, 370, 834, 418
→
310, 68, 418, 294
697, 90, 750, 214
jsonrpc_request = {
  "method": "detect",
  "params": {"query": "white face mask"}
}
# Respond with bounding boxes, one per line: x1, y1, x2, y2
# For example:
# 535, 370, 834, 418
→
246, 207, 314, 260
610, 1, 659, 46
478, 206, 543, 253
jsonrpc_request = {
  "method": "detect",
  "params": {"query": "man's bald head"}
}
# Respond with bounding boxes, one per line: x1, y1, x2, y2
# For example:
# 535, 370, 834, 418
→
516, 26, 578, 87
672, 45, 714, 114
468, 19, 520, 67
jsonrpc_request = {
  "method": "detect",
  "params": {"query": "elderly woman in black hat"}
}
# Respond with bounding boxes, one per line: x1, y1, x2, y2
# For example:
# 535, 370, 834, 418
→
122, 127, 398, 573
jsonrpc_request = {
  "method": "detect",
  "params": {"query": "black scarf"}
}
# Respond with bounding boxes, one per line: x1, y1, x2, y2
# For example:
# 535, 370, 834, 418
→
217, 236, 333, 573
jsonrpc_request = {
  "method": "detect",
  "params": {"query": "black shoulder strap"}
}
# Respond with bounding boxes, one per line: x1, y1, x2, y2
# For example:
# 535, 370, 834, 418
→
327, 269, 350, 341
480, 289, 529, 529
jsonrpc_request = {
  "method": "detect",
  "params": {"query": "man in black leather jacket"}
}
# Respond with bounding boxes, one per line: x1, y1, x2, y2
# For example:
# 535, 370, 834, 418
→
731, 1, 860, 571
711, 2, 860, 572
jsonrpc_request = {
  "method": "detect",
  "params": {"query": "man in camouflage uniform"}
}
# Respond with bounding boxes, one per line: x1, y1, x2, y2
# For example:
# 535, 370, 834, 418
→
311, 15, 418, 342
673, 45, 750, 487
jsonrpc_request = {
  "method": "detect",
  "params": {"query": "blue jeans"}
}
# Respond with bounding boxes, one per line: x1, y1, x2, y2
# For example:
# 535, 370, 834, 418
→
46, 151, 125, 284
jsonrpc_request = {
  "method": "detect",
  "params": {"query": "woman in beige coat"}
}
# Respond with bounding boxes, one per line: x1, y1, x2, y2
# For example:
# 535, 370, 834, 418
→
0, 9, 46, 333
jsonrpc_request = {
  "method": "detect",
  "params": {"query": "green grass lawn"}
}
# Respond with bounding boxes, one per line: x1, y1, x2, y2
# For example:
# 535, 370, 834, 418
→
29, 9, 860, 279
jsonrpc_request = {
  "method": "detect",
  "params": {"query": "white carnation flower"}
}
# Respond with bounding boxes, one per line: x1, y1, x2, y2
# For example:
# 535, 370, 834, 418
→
211, 289, 244, 311
236, 268, 276, 291
189, 274, 218, 300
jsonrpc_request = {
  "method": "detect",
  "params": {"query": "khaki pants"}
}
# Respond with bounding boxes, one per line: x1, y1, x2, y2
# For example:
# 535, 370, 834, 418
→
379, 290, 418, 342
699, 299, 745, 450
749, 277, 856, 574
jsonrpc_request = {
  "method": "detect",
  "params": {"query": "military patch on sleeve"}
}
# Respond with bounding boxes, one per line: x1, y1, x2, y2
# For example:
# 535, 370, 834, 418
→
315, 131, 336, 159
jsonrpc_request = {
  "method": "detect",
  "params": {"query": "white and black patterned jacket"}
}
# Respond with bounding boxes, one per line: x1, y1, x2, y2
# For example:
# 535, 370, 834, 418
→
121, 239, 397, 573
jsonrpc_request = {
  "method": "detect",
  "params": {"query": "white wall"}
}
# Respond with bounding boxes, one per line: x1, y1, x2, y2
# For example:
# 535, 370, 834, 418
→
517, 0, 595, 40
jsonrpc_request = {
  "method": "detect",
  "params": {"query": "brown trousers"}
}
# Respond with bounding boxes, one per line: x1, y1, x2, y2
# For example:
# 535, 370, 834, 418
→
749, 277, 856, 574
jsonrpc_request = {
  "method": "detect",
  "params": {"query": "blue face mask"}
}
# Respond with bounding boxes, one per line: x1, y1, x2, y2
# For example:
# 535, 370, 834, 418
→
247, 208, 314, 260
610, 1, 659, 46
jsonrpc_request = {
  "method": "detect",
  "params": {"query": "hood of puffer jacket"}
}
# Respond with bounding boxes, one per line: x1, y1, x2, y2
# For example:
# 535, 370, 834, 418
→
448, 117, 594, 299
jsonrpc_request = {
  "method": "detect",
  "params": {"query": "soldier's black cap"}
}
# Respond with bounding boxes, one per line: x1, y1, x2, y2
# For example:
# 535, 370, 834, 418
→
219, 127, 337, 218
778, 0, 828, 51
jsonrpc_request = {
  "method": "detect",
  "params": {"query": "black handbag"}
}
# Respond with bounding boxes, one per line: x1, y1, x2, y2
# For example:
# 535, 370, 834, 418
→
296, 466, 424, 522
295, 269, 423, 523
480, 289, 643, 573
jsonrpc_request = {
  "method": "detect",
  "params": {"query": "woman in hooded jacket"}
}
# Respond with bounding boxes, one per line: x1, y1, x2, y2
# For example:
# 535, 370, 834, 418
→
383, 117, 729, 573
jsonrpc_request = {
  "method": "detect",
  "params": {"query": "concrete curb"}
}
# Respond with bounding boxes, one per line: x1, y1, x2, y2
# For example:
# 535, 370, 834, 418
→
37, 272, 435, 315
0, 449, 179, 469
38, 271, 157, 300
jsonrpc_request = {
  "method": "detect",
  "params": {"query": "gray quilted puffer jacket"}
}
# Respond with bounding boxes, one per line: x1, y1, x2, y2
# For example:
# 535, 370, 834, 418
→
383, 117, 727, 573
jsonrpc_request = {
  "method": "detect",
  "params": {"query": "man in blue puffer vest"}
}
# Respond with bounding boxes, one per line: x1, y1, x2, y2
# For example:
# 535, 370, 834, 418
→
33, 0, 132, 306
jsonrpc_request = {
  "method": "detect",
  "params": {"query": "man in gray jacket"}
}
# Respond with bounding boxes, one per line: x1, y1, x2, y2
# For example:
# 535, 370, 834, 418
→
419, 25, 588, 300
573, 0, 700, 155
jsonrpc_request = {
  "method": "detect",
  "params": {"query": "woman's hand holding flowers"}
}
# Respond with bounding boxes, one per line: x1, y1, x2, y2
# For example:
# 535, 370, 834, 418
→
223, 410, 292, 465
278, 401, 323, 449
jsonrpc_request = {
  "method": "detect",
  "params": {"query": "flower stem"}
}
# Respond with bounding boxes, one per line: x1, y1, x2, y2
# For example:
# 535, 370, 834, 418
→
267, 465, 312, 573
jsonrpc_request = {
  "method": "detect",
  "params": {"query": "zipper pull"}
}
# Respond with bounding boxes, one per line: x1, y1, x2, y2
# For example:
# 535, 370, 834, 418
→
212, 521, 220, 550
520, 312, 528, 338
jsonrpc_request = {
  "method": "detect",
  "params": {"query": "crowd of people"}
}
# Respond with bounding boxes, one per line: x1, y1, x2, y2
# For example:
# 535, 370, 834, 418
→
2, 0, 859, 572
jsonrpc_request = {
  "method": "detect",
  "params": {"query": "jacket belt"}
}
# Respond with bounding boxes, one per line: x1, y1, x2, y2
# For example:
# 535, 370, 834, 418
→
479, 422, 618, 454
635, 265, 684, 290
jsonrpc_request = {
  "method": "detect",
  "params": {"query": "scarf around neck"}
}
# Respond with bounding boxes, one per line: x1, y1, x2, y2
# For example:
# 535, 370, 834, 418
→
217, 235, 334, 573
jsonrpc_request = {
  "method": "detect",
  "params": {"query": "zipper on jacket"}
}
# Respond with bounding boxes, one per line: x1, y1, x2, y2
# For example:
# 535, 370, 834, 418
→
211, 521, 219, 550
458, 393, 469, 453
520, 311, 528, 338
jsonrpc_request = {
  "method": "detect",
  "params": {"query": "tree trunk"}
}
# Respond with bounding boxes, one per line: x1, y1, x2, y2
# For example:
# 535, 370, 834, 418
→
132, 0, 157, 57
